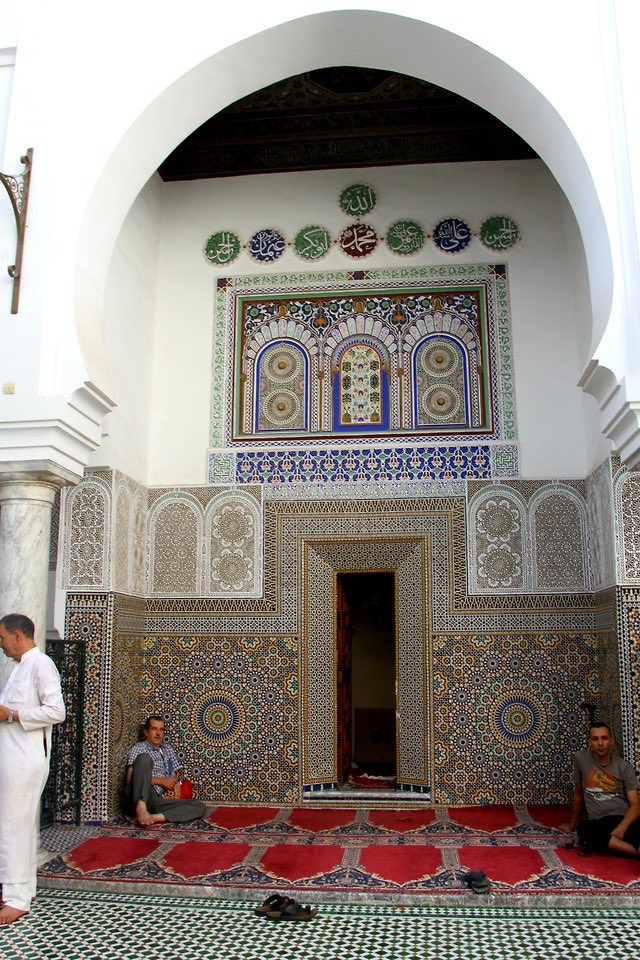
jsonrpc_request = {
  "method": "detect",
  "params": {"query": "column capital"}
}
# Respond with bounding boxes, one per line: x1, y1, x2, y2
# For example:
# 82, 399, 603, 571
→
0, 461, 78, 491
0, 478, 60, 508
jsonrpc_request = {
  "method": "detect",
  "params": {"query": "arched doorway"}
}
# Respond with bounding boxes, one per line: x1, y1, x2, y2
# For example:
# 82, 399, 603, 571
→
336, 571, 397, 788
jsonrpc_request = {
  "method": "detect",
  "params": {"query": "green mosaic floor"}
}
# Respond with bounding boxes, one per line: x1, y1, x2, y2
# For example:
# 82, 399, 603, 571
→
1, 889, 640, 960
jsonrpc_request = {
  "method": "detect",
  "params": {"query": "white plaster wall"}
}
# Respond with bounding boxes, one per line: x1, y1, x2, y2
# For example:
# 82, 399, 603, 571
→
142, 159, 609, 484
90, 176, 162, 480
602, 0, 640, 397
0, 2, 635, 477
0, 2, 620, 393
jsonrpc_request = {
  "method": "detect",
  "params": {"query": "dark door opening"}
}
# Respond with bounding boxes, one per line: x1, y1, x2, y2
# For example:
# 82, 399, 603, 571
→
336, 572, 396, 787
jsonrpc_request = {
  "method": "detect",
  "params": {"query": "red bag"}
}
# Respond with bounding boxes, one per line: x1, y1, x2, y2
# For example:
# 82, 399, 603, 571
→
179, 779, 193, 799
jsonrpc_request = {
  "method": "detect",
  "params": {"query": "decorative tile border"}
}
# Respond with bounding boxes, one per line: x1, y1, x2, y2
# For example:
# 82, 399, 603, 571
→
63, 475, 596, 631
110, 594, 147, 812
616, 586, 640, 766
263, 478, 467, 500
208, 443, 519, 484
65, 592, 113, 821
234, 444, 495, 483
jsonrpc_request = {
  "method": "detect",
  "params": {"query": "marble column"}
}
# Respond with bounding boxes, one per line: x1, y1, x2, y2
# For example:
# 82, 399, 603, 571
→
0, 479, 60, 689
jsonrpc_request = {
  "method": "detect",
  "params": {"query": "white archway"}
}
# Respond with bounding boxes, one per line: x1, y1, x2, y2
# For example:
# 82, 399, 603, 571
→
74, 10, 610, 400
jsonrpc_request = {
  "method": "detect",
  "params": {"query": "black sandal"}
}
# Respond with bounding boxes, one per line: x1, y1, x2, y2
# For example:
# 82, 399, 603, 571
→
254, 894, 290, 916
462, 870, 491, 894
266, 899, 318, 921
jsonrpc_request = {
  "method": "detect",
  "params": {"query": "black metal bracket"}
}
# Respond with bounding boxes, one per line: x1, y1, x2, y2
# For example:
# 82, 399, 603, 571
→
0, 148, 33, 314
580, 701, 597, 725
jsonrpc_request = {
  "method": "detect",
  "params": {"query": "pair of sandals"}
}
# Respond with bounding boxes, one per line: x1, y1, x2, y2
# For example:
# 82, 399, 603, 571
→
462, 870, 491, 894
254, 894, 318, 921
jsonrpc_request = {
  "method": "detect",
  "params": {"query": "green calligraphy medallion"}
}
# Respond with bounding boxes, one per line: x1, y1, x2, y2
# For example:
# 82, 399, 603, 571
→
480, 216, 519, 251
294, 225, 332, 261
339, 183, 377, 217
386, 219, 425, 255
204, 231, 241, 265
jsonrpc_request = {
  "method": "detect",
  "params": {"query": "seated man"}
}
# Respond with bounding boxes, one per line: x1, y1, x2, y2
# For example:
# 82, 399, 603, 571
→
121, 714, 206, 827
562, 722, 640, 857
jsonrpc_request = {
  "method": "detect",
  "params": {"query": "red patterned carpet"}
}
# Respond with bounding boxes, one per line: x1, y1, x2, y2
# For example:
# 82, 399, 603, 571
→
38, 805, 640, 896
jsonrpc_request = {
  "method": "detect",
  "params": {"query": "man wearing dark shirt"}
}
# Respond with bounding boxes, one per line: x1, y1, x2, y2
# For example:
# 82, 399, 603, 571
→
562, 722, 640, 856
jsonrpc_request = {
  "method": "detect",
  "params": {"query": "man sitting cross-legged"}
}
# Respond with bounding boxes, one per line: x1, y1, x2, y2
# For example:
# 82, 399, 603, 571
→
121, 715, 206, 827
561, 721, 640, 857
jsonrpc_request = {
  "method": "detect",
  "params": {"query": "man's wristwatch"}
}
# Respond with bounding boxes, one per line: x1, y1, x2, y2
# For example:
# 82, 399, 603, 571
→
6, 711, 14, 723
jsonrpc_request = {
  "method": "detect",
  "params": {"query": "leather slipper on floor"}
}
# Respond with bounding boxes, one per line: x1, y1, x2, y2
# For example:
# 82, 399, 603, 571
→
266, 900, 318, 921
462, 870, 491, 894
254, 894, 290, 916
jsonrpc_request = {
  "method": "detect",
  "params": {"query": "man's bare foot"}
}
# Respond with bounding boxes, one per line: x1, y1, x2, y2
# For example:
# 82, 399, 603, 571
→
142, 815, 166, 827
0, 905, 28, 925
135, 800, 166, 827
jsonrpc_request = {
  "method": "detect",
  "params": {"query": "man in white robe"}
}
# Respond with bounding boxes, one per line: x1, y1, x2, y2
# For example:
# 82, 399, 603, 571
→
0, 613, 65, 925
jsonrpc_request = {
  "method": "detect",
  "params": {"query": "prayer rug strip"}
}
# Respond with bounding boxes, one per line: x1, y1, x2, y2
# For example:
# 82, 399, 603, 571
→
38, 805, 640, 897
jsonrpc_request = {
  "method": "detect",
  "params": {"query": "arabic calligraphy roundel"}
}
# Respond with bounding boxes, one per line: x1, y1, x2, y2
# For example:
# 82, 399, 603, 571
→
339, 221, 378, 259
480, 216, 520, 251
294, 225, 332, 261
204, 231, 241, 266
339, 183, 377, 217
386, 219, 425, 255
432, 218, 472, 254
248, 228, 286, 264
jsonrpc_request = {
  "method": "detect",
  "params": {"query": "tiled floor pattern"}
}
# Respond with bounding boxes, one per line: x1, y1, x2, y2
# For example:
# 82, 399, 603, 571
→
2, 889, 640, 960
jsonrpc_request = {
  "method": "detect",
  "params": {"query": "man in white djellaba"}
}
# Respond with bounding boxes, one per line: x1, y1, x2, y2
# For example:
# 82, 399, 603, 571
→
0, 613, 65, 925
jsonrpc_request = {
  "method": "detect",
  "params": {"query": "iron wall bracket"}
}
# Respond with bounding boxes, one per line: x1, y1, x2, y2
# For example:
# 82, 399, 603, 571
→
0, 148, 33, 314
